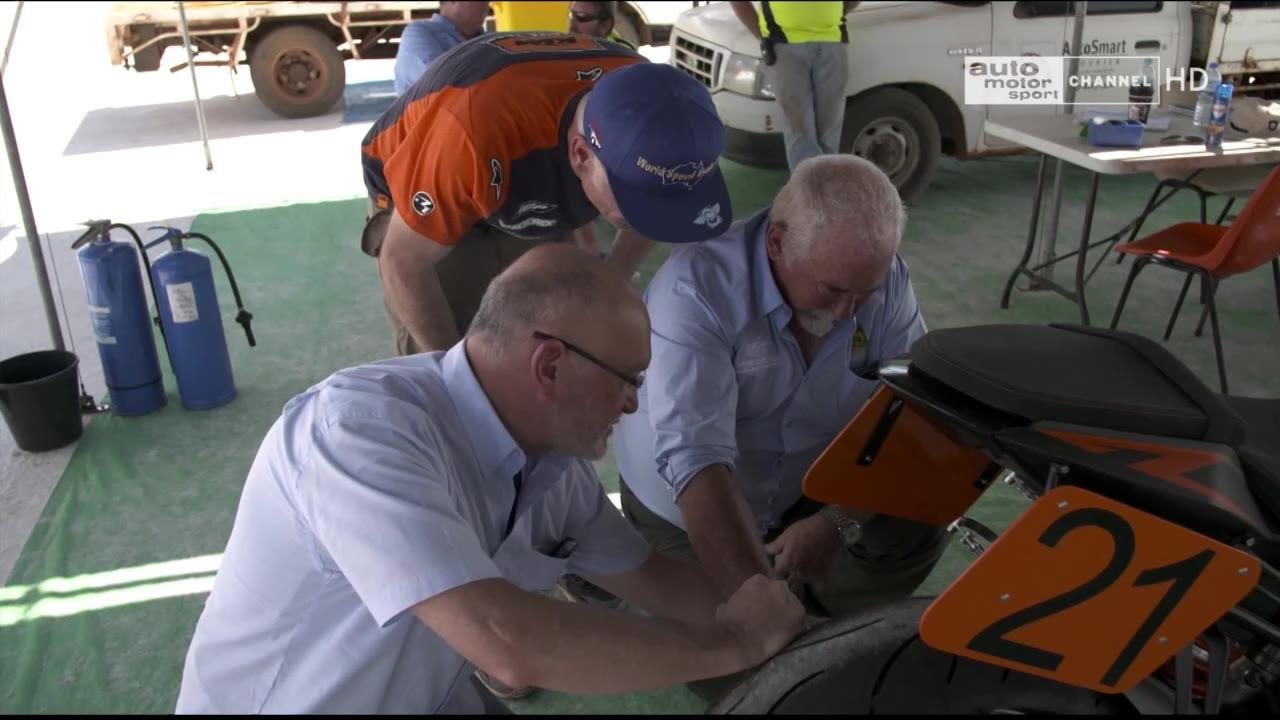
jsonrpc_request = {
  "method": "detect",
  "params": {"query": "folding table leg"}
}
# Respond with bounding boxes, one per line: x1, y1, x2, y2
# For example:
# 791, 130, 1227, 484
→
1075, 172, 1101, 326
1214, 197, 1235, 226
1001, 155, 1049, 310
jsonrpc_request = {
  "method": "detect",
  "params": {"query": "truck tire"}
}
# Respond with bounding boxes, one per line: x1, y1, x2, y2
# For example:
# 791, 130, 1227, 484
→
710, 598, 1133, 714
130, 24, 163, 72
840, 88, 941, 203
249, 25, 345, 119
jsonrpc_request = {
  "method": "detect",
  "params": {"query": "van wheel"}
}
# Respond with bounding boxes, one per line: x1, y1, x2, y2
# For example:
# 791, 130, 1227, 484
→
711, 598, 1133, 714
249, 25, 345, 119
840, 88, 941, 202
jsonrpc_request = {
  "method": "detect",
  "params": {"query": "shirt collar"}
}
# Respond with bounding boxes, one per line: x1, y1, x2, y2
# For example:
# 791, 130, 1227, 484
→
748, 209, 788, 322
441, 341, 575, 485
442, 342, 525, 479
431, 13, 467, 42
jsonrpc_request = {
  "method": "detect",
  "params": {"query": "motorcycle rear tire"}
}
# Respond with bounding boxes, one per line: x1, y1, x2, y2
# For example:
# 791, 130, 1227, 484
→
710, 597, 1134, 714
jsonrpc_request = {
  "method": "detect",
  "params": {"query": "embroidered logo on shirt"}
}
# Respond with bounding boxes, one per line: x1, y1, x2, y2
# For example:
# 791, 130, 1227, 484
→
736, 337, 779, 374
576, 67, 604, 81
495, 216, 558, 233
849, 325, 872, 376
514, 200, 558, 217
490, 158, 503, 201
411, 191, 435, 216
693, 203, 722, 228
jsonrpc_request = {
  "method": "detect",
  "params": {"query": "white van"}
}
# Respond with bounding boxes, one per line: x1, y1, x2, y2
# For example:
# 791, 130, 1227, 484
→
670, 1, 1280, 200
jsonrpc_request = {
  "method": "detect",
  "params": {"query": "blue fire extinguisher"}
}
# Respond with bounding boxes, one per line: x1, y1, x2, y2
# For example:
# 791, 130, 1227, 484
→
71, 220, 167, 417
144, 226, 255, 410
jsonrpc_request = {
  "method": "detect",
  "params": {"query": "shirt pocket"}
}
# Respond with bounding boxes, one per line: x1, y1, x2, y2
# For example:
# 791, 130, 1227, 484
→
833, 371, 882, 432
490, 536, 570, 593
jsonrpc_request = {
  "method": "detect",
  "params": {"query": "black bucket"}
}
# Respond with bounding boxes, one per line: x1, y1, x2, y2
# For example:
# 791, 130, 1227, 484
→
0, 350, 84, 452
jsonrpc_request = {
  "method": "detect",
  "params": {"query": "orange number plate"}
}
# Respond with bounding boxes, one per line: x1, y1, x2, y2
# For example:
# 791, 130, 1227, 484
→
920, 486, 1260, 693
803, 386, 992, 525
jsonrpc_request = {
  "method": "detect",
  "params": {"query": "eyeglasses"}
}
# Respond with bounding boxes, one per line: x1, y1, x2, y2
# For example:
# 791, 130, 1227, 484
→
569, 10, 606, 23
533, 331, 644, 389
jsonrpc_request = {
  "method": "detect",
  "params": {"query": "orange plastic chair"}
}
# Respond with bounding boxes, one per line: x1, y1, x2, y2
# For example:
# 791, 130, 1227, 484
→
1110, 164, 1280, 394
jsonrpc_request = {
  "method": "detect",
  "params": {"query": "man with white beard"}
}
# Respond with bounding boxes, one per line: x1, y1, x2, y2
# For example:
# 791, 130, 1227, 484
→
604, 156, 943, 697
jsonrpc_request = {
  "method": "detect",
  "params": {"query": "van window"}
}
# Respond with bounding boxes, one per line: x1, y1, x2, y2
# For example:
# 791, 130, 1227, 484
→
1014, 1, 1162, 18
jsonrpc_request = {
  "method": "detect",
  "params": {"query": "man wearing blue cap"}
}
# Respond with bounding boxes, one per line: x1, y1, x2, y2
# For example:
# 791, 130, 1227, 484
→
361, 33, 733, 357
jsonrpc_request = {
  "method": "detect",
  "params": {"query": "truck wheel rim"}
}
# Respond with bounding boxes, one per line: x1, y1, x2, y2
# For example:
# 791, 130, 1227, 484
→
852, 118, 919, 187
272, 50, 325, 102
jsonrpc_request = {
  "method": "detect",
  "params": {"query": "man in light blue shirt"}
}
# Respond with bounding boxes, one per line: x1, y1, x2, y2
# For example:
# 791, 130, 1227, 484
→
394, 1, 490, 95
175, 245, 804, 714
613, 155, 947, 638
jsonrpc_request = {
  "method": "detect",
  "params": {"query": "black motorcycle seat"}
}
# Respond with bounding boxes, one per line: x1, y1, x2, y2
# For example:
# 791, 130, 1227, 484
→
910, 324, 1244, 446
910, 324, 1280, 521
1226, 396, 1280, 519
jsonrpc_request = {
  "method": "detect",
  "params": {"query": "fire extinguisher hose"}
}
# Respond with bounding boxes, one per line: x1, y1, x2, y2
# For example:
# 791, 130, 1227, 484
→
184, 232, 256, 348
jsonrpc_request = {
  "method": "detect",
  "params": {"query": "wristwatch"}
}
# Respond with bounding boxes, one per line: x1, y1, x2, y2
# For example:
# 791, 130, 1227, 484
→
820, 505, 864, 547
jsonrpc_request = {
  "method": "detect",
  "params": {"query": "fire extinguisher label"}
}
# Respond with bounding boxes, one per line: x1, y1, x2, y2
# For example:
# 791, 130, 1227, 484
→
88, 305, 116, 344
167, 282, 200, 324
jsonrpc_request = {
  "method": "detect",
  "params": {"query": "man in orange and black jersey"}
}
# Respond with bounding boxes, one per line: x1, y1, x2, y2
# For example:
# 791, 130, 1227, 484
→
361, 32, 733, 356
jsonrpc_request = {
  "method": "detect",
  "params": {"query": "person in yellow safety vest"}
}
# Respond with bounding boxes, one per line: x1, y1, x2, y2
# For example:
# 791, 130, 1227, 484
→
730, 2, 859, 172
568, 1, 638, 50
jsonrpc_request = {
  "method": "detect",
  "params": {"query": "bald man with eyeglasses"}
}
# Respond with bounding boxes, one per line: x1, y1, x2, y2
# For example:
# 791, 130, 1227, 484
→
176, 245, 803, 714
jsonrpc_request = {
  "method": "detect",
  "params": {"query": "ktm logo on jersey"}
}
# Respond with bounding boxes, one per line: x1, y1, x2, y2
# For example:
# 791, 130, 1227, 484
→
490, 34, 605, 54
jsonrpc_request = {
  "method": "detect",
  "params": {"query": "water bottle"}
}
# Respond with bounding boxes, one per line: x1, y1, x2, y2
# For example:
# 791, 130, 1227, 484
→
1204, 82, 1234, 147
1193, 62, 1222, 128
1128, 58, 1156, 124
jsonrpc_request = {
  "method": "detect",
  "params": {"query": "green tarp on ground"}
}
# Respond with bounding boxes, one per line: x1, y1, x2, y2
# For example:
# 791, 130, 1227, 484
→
3, 156, 1276, 714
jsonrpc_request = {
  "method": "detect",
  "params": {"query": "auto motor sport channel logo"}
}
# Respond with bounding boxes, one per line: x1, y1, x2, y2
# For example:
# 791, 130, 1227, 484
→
963, 56, 1208, 106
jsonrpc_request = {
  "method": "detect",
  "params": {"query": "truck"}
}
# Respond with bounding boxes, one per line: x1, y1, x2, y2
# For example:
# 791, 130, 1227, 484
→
105, 1, 691, 120
670, 1, 1280, 201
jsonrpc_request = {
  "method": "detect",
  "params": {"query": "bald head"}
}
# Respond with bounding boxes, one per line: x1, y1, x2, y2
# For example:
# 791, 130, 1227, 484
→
469, 244, 647, 355
467, 244, 650, 460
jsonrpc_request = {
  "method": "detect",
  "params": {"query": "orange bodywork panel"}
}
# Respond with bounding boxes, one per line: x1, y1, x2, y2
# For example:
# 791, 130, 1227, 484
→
802, 386, 992, 525
920, 486, 1261, 694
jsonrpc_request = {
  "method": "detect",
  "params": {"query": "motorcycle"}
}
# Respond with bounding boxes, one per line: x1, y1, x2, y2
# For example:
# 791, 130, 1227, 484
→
712, 322, 1280, 714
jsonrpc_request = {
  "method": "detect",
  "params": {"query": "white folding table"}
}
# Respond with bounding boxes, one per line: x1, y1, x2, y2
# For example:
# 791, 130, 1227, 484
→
987, 114, 1280, 326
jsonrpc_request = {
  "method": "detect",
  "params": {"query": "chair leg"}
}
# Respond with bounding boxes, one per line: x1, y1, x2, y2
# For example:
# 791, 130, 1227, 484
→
1214, 197, 1236, 226
1164, 273, 1194, 341
1196, 190, 1208, 224
1272, 257, 1280, 329
1110, 257, 1147, 330
1200, 272, 1228, 394
1194, 277, 1216, 338
1116, 180, 1171, 266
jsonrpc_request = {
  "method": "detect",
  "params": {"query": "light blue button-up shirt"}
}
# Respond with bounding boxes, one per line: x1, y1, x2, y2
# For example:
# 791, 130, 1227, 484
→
613, 208, 927, 534
394, 14, 471, 95
176, 343, 651, 714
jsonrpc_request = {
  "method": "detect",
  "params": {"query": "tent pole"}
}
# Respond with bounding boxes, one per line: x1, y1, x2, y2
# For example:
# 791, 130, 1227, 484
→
178, 1, 214, 171
1, 1, 24, 76
0, 70, 65, 351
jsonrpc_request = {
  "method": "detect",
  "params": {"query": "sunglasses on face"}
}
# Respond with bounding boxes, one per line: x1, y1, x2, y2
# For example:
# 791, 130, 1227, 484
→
532, 331, 644, 389
569, 10, 606, 23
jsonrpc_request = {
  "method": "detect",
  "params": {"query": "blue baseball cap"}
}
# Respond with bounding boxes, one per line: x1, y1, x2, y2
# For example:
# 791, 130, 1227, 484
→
583, 63, 732, 244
